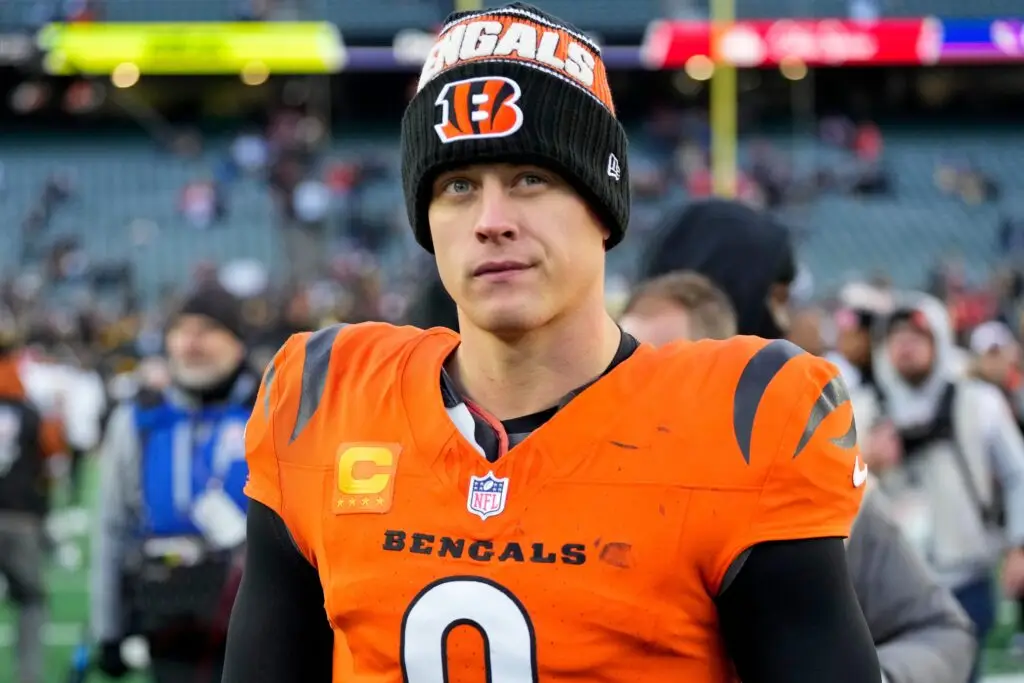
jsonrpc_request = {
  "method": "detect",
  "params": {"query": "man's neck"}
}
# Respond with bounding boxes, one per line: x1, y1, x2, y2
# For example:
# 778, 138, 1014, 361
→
449, 303, 621, 421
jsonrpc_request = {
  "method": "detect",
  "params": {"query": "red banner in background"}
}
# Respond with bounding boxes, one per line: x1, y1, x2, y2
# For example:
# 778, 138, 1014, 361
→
642, 18, 943, 68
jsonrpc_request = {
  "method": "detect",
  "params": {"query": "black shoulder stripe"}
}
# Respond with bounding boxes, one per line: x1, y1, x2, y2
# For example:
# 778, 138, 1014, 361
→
829, 415, 858, 450
793, 375, 854, 458
732, 339, 804, 464
289, 324, 345, 444
261, 363, 276, 419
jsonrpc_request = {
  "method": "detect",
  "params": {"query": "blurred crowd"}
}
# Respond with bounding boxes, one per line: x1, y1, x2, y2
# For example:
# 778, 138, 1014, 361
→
0, 77, 1019, 683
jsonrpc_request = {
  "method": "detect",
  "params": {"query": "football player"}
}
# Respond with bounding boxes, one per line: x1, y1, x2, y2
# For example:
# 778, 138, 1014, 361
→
222, 3, 880, 682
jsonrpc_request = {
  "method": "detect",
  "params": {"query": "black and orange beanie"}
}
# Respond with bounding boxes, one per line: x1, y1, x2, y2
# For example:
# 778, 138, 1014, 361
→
400, 2, 630, 253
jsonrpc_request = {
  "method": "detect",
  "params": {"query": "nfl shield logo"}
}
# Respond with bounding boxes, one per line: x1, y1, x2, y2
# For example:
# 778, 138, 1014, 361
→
467, 472, 509, 520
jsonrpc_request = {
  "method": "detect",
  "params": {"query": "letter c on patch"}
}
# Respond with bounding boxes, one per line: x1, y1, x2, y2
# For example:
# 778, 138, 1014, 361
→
338, 446, 394, 495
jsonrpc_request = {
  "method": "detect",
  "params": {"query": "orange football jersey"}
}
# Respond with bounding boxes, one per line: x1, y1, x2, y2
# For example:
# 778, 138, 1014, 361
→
244, 322, 864, 682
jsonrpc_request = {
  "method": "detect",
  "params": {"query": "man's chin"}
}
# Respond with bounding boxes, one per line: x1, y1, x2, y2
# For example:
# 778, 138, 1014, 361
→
171, 366, 232, 391
898, 369, 932, 386
471, 308, 548, 339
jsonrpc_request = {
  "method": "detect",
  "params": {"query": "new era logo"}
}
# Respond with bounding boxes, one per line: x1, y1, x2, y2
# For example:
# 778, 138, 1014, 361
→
607, 153, 621, 180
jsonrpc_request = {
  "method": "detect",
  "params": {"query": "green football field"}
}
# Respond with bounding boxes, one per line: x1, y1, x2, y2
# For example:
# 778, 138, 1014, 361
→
0, 459, 1022, 682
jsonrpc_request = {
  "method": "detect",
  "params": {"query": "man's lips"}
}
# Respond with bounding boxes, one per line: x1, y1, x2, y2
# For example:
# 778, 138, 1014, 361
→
472, 261, 533, 277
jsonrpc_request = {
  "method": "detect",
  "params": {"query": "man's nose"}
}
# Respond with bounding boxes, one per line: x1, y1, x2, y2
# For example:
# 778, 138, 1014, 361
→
474, 180, 519, 244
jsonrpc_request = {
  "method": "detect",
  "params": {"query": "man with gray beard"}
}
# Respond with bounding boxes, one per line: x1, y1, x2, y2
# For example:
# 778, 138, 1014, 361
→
90, 283, 260, 683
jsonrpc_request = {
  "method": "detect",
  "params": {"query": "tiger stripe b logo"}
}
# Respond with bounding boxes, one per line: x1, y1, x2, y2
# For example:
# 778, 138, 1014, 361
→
434, 76, 524, 143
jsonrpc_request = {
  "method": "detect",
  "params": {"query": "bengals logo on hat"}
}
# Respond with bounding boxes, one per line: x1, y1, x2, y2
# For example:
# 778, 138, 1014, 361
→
434, 76, 524, 143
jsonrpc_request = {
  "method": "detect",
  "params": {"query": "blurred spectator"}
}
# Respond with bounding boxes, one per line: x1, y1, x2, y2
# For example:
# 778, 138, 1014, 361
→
179, 180, 224, 229
829, 282, 895, 391
935, 160, 1001, 205
969, 321, 1024, 420
0, 319, 66, 683
641, 199, 795, 340
618, 271, 737, 344
230, 130, 269, 176
92, 284, 257, 683
854, 122, 884, 164
856, 295, 1024, 681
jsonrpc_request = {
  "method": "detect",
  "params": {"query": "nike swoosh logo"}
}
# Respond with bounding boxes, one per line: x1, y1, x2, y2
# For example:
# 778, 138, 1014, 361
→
852, 456, 869, 488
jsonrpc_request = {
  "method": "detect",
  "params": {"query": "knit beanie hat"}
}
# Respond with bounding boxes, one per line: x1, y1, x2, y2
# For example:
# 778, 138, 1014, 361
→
401, 2, 630, 253
172, 283, 245, 341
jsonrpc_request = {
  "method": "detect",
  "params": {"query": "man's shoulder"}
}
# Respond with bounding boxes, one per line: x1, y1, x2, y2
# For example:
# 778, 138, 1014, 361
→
263, 322, 445, 460
653, 334, 810, 369
641, 337, 849, 480
246, 322, 450, 524
659, 340, 862, 576
97, 401, 142, 470
272, 321, 438, 385
952, 377, 1016, 430
649, 336, 838, 407
954, 376, 1005, 404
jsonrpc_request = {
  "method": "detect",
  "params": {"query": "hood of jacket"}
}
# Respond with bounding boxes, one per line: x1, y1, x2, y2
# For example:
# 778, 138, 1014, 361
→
640, 199, 794, 339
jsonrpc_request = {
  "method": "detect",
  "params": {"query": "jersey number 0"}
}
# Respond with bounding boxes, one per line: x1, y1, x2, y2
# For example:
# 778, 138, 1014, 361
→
400, 576, 539, 682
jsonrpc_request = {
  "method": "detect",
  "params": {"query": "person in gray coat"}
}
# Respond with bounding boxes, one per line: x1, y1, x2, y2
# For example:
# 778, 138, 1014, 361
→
848, 481, 975, 683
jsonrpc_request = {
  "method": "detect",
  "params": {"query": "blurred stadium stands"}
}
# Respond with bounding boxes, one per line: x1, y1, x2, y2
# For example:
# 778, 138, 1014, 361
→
0, 125, 1015, 300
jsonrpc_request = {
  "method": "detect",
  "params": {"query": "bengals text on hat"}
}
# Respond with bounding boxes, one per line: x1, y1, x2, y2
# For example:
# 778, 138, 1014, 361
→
417, 20, 598, 93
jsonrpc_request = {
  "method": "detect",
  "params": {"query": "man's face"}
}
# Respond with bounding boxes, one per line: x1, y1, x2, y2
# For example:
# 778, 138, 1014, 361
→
428, 163, 608, 337
886, 322, 935, 381
835, 309, 872, 366
165, 314, 244, 390
619, 297, 693, 347
837, 326, 872, 365
978, 345, 1018, 384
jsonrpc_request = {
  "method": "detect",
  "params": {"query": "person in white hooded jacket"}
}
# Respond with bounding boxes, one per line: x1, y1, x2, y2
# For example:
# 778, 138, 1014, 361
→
854, 291, 1024, 681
